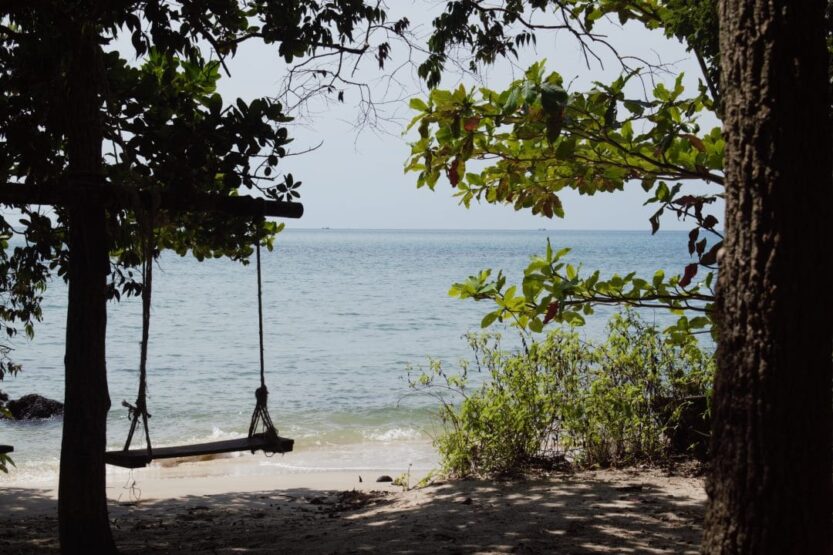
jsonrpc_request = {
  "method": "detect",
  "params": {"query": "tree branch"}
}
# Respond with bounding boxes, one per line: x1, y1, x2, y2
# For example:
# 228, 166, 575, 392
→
0, 182, 303, 219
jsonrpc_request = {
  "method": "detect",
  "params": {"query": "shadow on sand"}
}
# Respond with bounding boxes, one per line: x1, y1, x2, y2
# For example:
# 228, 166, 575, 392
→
0, 473, 704, 553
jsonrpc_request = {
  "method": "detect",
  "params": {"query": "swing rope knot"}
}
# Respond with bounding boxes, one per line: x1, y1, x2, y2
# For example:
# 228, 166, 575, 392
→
135, 397, 150, 417
255, 385, 269, 406
122, 399, 151, 421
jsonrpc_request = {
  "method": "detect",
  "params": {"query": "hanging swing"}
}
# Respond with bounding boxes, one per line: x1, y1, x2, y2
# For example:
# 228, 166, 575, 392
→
105, 210, 293, 469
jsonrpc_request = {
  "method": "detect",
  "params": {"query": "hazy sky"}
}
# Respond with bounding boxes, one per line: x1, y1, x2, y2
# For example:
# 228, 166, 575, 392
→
175, 3, 724, 230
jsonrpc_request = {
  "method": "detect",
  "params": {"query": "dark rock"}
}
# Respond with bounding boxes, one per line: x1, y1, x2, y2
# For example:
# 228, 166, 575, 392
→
375, 475, 393, 483
6, 394, 63, 420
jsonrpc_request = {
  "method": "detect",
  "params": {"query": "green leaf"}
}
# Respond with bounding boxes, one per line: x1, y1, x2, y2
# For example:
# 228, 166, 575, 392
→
207, 93, 222, 116
528, 318, 544, 333
409, 97, 429, 111
653, 270, 665, 288
503, 88, 521, 114
481, 311, 499, 328
554, 137, 576, 159
541, 83, 568, 112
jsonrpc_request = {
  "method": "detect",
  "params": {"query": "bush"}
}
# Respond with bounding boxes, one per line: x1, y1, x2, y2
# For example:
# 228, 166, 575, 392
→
411, 311, 714, 477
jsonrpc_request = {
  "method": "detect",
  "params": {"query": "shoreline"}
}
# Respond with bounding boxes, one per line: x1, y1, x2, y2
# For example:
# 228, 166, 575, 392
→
0, 437, 439, 487
1, 450, 426, 506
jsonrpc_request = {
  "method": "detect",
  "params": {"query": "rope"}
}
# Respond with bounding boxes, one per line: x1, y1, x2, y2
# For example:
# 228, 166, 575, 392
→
122, 192, 156, 455
248, 214, 279, 447
257, 237, 265, 390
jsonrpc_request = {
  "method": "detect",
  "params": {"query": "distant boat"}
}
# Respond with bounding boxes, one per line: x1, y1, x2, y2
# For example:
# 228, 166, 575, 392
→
321, 227, 331, 230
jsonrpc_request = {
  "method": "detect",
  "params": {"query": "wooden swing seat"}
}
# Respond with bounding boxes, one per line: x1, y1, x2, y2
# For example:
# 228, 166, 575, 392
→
0, 444, 13, 454
104, 433, 293, 469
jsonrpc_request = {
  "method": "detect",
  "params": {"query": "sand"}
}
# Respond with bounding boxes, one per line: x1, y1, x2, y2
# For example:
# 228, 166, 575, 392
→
0, 457, 706, 553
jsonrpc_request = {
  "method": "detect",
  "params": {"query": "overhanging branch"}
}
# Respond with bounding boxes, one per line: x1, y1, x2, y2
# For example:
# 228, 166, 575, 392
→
0, 183, 304, 219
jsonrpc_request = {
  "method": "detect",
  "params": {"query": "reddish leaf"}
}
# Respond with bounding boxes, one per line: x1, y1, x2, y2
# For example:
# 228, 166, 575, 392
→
463, 116, 480, 132
679, 263, 698, 288
696, 237, 707, 256
447, 158, 460, 187
674, 195, 697, 207
649, 208, 663, 234
688, 228, 699, 255
683, 133, 706, 152
543, 301, 560, 325
700, 241, 722, 266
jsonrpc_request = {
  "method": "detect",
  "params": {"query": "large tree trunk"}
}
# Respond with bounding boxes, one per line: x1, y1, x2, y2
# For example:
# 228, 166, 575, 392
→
57, 21, 116, 553
704, 0, 833, 552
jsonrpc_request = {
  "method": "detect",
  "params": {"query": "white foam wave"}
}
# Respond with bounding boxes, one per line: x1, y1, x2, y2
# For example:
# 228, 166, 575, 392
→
362, 427, 423, 442
209, 426, 240, 440
0, 458, 61, 485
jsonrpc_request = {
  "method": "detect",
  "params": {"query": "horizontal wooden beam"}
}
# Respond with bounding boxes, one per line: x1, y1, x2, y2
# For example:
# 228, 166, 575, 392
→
0, 183, 303, 219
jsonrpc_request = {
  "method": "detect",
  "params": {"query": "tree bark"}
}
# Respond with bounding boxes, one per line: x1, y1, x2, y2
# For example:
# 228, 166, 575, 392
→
57, 21, 116, 554
705, 1, 833, 553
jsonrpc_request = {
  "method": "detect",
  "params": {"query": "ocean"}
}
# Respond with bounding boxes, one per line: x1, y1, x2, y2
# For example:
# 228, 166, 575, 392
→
0, 229, 698, 482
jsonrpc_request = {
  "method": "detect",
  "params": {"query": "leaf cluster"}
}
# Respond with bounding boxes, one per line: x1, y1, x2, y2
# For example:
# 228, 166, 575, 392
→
451, 238, 714, 342
407, 62, 722, 216
406, 60, 722, 336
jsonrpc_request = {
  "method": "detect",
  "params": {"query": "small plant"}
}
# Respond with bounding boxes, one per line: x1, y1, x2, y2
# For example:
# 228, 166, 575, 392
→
415, 469, 439, 489
410, 311, 714, 477
391, 464, 412, 491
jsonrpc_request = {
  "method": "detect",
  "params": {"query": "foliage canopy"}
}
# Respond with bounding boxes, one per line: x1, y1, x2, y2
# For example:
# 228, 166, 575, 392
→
409, 1, 724, 341
0, 0, 407, 376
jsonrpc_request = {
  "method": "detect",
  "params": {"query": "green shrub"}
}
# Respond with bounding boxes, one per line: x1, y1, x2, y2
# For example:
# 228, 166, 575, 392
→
410, 311, 714, 477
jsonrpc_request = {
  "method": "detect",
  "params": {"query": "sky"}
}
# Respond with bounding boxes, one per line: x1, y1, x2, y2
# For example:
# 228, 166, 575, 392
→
159, 2, 724, 230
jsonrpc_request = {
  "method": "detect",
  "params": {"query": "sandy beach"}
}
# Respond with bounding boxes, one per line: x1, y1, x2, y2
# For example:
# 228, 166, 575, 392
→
0, 455, 706, 553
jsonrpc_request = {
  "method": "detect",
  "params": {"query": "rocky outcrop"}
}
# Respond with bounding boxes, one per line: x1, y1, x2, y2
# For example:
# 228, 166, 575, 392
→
4, 394, 63, 420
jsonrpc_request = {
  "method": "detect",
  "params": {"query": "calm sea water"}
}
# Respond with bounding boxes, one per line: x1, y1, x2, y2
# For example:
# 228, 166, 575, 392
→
0, 229, 695, 481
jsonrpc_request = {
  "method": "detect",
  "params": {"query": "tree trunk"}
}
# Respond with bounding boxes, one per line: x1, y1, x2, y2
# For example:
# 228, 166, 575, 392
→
705, 1, 833, 552
57, 22, 116, 553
